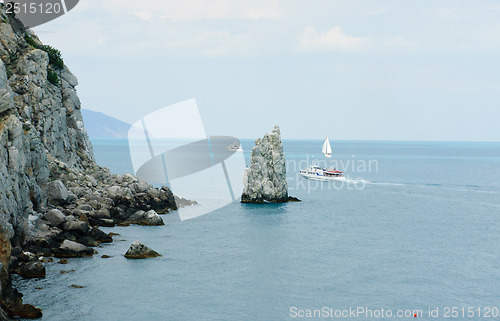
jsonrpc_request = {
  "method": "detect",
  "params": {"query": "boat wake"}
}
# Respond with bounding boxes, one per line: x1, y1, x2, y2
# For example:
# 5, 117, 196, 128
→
366, 180, 500, 195
343, 178, 370, 185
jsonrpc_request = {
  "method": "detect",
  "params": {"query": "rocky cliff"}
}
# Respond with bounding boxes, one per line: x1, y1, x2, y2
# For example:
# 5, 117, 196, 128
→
0, 6, 177, 319
241, 125, 296, 203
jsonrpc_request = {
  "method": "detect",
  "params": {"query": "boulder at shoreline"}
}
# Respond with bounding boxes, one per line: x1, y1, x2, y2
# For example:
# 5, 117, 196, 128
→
125, 210, 164, 226
124, 241, 161, 259
55, 240, 96, 258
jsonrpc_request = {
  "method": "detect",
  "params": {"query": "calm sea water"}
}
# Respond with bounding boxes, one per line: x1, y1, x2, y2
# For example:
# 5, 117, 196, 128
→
15, 140, 500, 320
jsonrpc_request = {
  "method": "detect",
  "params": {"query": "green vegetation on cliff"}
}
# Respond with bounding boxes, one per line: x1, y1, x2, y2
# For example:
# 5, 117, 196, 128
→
24, 34, 63, 85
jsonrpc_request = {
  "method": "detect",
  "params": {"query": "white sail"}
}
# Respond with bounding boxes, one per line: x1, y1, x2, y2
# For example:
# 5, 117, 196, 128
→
322, 137, 332, 157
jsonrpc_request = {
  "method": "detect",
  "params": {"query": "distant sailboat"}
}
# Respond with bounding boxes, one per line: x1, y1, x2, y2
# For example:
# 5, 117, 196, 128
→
322, 137, 332, 157
226, 140, 243, 152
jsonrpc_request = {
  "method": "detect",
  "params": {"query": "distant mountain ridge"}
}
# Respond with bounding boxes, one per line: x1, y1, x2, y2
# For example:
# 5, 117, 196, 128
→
81, 109, 131, 138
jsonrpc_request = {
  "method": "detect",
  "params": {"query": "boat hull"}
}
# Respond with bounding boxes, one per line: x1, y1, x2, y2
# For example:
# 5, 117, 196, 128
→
299, 171, 345, 181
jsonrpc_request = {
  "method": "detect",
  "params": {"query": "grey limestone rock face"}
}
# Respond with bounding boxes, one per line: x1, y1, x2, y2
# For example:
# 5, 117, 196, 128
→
0, 11, 96, 315
0, 8, 178, 318
0, 60, 13, 113
241, 126, 289, 203
0, 10, 94, 261
42, 209, 65, 227
47, 180, 69, 205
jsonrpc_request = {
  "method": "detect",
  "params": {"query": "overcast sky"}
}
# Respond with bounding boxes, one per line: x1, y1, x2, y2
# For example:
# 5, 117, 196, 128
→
34, 0, 500, 141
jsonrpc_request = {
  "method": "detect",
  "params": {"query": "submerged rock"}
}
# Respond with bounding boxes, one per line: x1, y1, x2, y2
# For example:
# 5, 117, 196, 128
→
17, 260, 46, 279
241, 126, 299, 203
174, 195, 198, 207
4, 304, 42, 320
98, 218, 115, 227
124, 241, 161, 259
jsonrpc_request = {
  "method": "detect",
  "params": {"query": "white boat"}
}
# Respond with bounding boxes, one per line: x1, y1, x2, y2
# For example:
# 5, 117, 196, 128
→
299, 163, 345, 181
322, 137, 332, 157
299, 137, 344, 181
226, 140, 243, 152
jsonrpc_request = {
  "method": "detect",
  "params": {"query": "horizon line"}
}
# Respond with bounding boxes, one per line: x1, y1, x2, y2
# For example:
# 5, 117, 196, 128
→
88, 137, 500, 144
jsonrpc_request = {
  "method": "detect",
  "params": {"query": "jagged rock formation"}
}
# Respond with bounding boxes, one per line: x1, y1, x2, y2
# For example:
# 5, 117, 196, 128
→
0, 7, 179, 319
241, 125, 295, 203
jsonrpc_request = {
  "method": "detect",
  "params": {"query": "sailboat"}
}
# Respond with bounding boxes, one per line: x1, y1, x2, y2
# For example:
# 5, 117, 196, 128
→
322, 137, 332, 157
299, 136, 345, 181
226, 140, 243, 152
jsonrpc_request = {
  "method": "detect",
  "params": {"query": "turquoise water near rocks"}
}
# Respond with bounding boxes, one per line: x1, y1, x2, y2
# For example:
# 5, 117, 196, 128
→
15, 140, 500, 320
